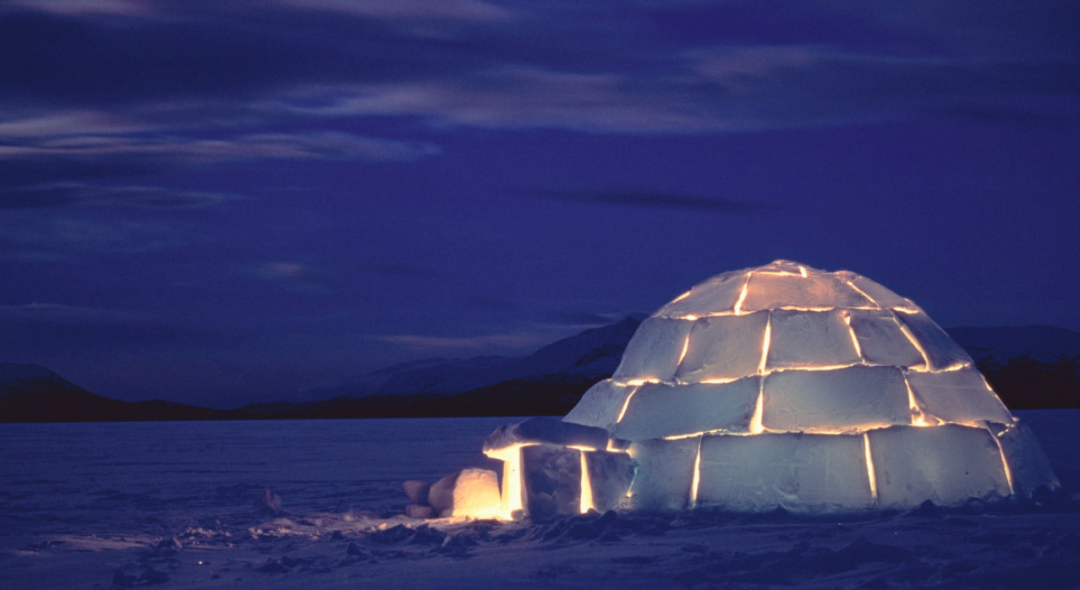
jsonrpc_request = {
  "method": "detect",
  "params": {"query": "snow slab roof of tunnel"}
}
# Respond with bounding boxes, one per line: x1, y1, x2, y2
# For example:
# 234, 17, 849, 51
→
535, 260, 1060, 514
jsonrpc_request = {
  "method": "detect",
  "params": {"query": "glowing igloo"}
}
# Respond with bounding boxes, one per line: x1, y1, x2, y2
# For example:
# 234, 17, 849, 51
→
482, 260, 1059, 518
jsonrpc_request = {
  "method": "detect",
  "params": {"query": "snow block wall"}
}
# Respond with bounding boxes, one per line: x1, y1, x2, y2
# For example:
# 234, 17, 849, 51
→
559, 260, 1060, 514
482, 417, 634, 519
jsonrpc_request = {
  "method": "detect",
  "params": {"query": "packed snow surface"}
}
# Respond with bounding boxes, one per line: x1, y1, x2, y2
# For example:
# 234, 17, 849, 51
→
1, 413, 1078, 590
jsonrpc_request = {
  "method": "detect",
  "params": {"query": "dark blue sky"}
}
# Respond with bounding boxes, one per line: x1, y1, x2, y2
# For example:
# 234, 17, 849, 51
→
1, 0, 1078, 408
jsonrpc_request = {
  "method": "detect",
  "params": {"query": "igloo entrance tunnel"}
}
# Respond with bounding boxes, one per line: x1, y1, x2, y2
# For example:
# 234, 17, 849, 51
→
475, 261, 1059, 519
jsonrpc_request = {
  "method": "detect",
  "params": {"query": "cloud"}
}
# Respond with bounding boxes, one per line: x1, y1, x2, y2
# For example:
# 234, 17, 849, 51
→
0, 110, 151, 138
275, 0, 513, 22
540, 310, 623, 326
0, 130, 439, 166
465, 298, 624, 326
0, 303, 182, 348
0, 183, 231, 209
0, 303, 239, 357
0, 216, 196, 258
0, 6, 480, 108
201, 132, 439, 162
266, 52, 1078, 135
0, 128, 440, 190
5, 0, 152, 17
528, 187, 772, 213
0, 1, 1075, 146
267, 67, 750, 134
378, 309, 638, 356
253, 260, 339, 293
381, 332, 551, 353
256, 261, 310, 280
0, 302, 141, 325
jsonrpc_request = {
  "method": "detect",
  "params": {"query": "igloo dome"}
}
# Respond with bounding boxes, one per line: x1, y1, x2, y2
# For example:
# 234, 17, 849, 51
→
475, 261, 1060, 519
556, 260, 1058, 513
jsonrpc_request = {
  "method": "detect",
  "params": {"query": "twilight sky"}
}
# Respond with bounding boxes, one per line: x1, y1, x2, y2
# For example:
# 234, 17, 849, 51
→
1, 0, 1078, 408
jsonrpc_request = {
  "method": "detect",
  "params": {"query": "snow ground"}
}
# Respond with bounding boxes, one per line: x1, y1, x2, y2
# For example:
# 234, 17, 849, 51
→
1, 413, 1078, 590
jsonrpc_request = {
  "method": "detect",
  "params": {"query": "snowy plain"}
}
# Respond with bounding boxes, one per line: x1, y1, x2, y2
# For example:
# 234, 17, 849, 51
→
1, 412, 1078, 590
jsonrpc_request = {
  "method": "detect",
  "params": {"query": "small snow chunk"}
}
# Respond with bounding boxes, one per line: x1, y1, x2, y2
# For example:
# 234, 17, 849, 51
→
674, 312, 769, 383
427, 468, 501, 518
258, 489, 283, 514
403, 480, 431, 505
405, 504, 436, 519
614, 377, 759, 440
766, 309, 861, 370
762, 366, 910, 432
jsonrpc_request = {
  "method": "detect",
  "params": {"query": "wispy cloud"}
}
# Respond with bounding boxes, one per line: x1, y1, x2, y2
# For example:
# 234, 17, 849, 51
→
540, 310, 625, 326
0, 216, 196, 258
252, 260, 339, 293
275, 0, 514, 22
0, 302, 143, 325
0, 302, 233, 353
0, 0, 1075, 184
0, 110, 152, 139
381, 332, 551, 353
0, 128, 440, 191
260, 51, 1079, 135
0, 303, 174, 345
1, 2, 1074, 138
5, 0, 152, 17
0, 131, 439, 165
0, 184, 231, 210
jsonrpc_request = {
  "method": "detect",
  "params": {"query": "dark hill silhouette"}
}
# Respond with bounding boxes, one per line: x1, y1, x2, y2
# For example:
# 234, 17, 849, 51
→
950, 326, 1080, 410
0, 363, 225, 422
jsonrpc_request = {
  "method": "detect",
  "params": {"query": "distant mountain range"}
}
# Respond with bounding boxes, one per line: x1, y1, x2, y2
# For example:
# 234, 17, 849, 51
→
302, 315, 644, 400
238, 315, 644, 419
2, 319, 1078, 422
0, 363, 224, 422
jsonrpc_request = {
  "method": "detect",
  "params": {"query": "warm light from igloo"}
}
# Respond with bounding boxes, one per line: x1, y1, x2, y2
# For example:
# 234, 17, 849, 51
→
863, 433, 878, 500
482, 443, 532, 520
579, 450, 595, 514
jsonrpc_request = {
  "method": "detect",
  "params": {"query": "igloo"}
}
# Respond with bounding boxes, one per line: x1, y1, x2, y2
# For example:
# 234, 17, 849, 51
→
481, 260, 1059, 518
